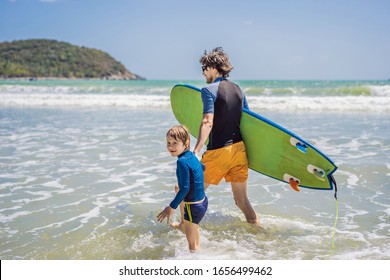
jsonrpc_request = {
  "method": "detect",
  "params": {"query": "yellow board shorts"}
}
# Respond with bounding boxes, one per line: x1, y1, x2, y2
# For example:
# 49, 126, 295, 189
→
201, 141, 248, 185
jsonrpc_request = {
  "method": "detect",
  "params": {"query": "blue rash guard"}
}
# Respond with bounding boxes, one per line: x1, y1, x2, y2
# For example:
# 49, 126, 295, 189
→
169, 150, 205, 209
201, 77, 249, 150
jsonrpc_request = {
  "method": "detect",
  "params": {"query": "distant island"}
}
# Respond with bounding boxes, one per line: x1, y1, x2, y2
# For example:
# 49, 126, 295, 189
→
0, 39, 144, 80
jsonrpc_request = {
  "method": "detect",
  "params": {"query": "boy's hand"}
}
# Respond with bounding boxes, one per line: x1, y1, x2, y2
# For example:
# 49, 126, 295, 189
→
157, 206, 174, 224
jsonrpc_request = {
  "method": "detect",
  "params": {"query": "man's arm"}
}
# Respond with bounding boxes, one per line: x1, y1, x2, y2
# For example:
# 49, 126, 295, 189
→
193, 113, 213, 156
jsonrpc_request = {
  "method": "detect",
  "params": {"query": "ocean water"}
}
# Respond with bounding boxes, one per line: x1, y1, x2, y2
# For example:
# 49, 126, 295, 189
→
0, 80, 389, 260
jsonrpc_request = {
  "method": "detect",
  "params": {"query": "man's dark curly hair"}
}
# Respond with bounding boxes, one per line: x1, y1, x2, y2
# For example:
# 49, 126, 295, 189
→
199, 47, 233, 77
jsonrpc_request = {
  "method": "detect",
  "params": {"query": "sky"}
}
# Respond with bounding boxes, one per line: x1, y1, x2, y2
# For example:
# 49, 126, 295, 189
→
1, 0, 389, 80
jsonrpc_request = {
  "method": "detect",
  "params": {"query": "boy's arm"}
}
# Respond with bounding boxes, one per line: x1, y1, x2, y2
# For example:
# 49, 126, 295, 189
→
157, 160, 189, 224
157, 205, 174, 224
169, 160, 190, 209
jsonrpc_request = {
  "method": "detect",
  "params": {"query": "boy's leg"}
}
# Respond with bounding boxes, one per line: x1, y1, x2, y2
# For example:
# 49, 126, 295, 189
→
184, 220, 200, 252
170, 185, 185, 233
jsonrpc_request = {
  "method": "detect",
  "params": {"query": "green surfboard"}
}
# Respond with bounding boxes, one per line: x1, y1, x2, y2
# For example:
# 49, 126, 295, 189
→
170, 84, 337, 191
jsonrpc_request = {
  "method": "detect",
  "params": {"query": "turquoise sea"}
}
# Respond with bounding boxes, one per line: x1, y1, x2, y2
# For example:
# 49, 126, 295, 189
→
0, 79, 389, 259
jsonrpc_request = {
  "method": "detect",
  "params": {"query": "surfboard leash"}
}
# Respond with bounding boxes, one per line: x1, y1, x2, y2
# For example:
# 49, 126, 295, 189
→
331, 174, 338, 200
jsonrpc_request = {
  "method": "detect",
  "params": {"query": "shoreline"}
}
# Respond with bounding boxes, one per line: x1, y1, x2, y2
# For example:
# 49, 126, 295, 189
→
1, 77, 389, 82
0, 77, 146, 81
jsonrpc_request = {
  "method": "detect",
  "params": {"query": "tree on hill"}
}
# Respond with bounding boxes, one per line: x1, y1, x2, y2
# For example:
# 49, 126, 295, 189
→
0, 39, 144, 80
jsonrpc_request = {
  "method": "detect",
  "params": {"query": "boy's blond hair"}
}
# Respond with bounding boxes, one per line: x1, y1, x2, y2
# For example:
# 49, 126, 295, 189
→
166, 125, 190, 149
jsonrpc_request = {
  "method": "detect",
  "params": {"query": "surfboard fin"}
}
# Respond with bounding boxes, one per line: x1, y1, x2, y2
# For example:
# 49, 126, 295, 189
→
313, 168, 325, 178
307, 164, 325, 181
289, 178, 300, 192
284, 174, 301, 192
296, 142, 308, 153
290, 137, 308, 153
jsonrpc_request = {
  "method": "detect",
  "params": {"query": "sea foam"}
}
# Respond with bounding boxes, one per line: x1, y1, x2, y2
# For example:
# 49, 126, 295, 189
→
0, 92, 389, 112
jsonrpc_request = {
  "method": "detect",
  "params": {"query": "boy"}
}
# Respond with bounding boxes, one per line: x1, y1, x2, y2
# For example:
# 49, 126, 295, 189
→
157, 125, 208, 252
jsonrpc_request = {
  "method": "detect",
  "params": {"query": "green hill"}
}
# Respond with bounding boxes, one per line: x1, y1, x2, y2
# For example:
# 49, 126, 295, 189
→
0, 39, 144, 80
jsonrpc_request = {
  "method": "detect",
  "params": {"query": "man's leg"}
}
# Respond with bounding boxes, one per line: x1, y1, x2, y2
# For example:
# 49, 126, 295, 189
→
231, 182, 259, 225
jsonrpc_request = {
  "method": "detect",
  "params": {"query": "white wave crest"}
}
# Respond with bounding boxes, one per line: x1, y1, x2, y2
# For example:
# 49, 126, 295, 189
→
0, 93, 389, 112
369, 85, 390, 96
0, 93, 170, 108
247, 95, 390, 113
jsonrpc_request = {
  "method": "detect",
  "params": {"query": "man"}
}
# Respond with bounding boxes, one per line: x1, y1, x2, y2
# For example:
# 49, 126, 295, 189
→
193, 47, 259, 225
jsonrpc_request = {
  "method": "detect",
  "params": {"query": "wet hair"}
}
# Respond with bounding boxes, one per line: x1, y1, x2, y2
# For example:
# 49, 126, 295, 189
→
166, 125, 190, 149
199, 47, 233, 77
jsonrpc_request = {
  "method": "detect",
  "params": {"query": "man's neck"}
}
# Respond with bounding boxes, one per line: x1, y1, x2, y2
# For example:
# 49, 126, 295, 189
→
211, 74, 223, 83
210, 68, 222, 82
